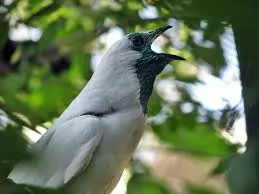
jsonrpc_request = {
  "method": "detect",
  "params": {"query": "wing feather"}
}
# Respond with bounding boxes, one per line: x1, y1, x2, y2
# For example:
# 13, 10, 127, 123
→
8, 115, 104, 188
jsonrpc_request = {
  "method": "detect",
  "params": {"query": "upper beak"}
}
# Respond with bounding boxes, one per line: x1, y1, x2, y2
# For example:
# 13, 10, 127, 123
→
149, 25, 172, 43
148, 25, 185, 61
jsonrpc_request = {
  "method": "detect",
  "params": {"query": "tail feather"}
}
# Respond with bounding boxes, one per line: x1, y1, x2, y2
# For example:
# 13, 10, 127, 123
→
0, 178, 31, 194
7, 161, 43, 188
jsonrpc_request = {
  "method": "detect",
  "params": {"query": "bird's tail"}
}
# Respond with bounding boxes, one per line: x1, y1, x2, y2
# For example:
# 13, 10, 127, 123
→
0, 178, 33, 194
1, 178, 74, 194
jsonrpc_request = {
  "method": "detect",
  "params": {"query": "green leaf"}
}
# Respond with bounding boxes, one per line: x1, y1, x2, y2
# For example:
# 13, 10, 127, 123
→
187, 185, 222, 194
0, 19, 8, 47
70, 52, 92, 81
148, 92, 163, 116
152, 112, 236, 157
0, 124, 29, 177
210, 157, 231, 175
26, 2, 61, 25
127, 172, 170, 194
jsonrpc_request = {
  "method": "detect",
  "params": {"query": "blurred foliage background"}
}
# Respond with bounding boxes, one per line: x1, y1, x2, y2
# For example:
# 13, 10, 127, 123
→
1, 0, 259, 194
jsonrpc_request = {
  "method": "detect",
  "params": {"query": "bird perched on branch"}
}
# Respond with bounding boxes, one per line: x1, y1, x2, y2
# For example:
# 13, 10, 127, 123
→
8, 25, 184, 194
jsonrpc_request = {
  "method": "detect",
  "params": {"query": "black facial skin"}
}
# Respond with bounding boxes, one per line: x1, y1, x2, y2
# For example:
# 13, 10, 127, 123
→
127, 26, 185, 114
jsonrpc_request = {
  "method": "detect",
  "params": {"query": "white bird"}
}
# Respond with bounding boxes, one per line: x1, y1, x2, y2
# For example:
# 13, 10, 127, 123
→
8, 25, 184, 194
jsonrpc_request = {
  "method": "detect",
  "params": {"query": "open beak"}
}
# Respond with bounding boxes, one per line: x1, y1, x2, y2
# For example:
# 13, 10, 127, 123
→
148, 25, 185, 61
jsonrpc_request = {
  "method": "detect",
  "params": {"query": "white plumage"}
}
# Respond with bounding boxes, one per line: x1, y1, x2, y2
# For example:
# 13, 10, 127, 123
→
8, 36, 145, 194
8, 26, 183, 194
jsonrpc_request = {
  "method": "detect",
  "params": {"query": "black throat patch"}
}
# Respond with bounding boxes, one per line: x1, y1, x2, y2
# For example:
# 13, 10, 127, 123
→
134, 54, 159, 114
127, 33, 166, 114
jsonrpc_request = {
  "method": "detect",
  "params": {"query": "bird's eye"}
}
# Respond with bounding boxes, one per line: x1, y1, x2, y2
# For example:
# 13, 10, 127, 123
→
132, 36, 144, 47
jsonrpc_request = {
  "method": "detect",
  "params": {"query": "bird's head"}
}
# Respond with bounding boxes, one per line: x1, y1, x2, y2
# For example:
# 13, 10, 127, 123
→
96, 25, 185, 114
127, 25, 185, 74
104, 25, 184, 71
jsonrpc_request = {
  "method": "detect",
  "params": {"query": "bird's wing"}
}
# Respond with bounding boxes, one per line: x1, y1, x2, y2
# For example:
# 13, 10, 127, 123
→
8, 115, 105, 189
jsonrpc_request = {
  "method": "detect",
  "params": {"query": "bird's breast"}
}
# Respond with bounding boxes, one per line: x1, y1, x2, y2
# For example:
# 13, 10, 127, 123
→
98, 108, 146, 192
70, 107, 145, 194
102, 107, 146, 159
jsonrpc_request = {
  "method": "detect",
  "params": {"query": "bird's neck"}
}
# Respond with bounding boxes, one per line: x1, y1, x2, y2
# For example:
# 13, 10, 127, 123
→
134, 60, 157, 114
137, 76, 155, 114
88, 65, 142, 111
